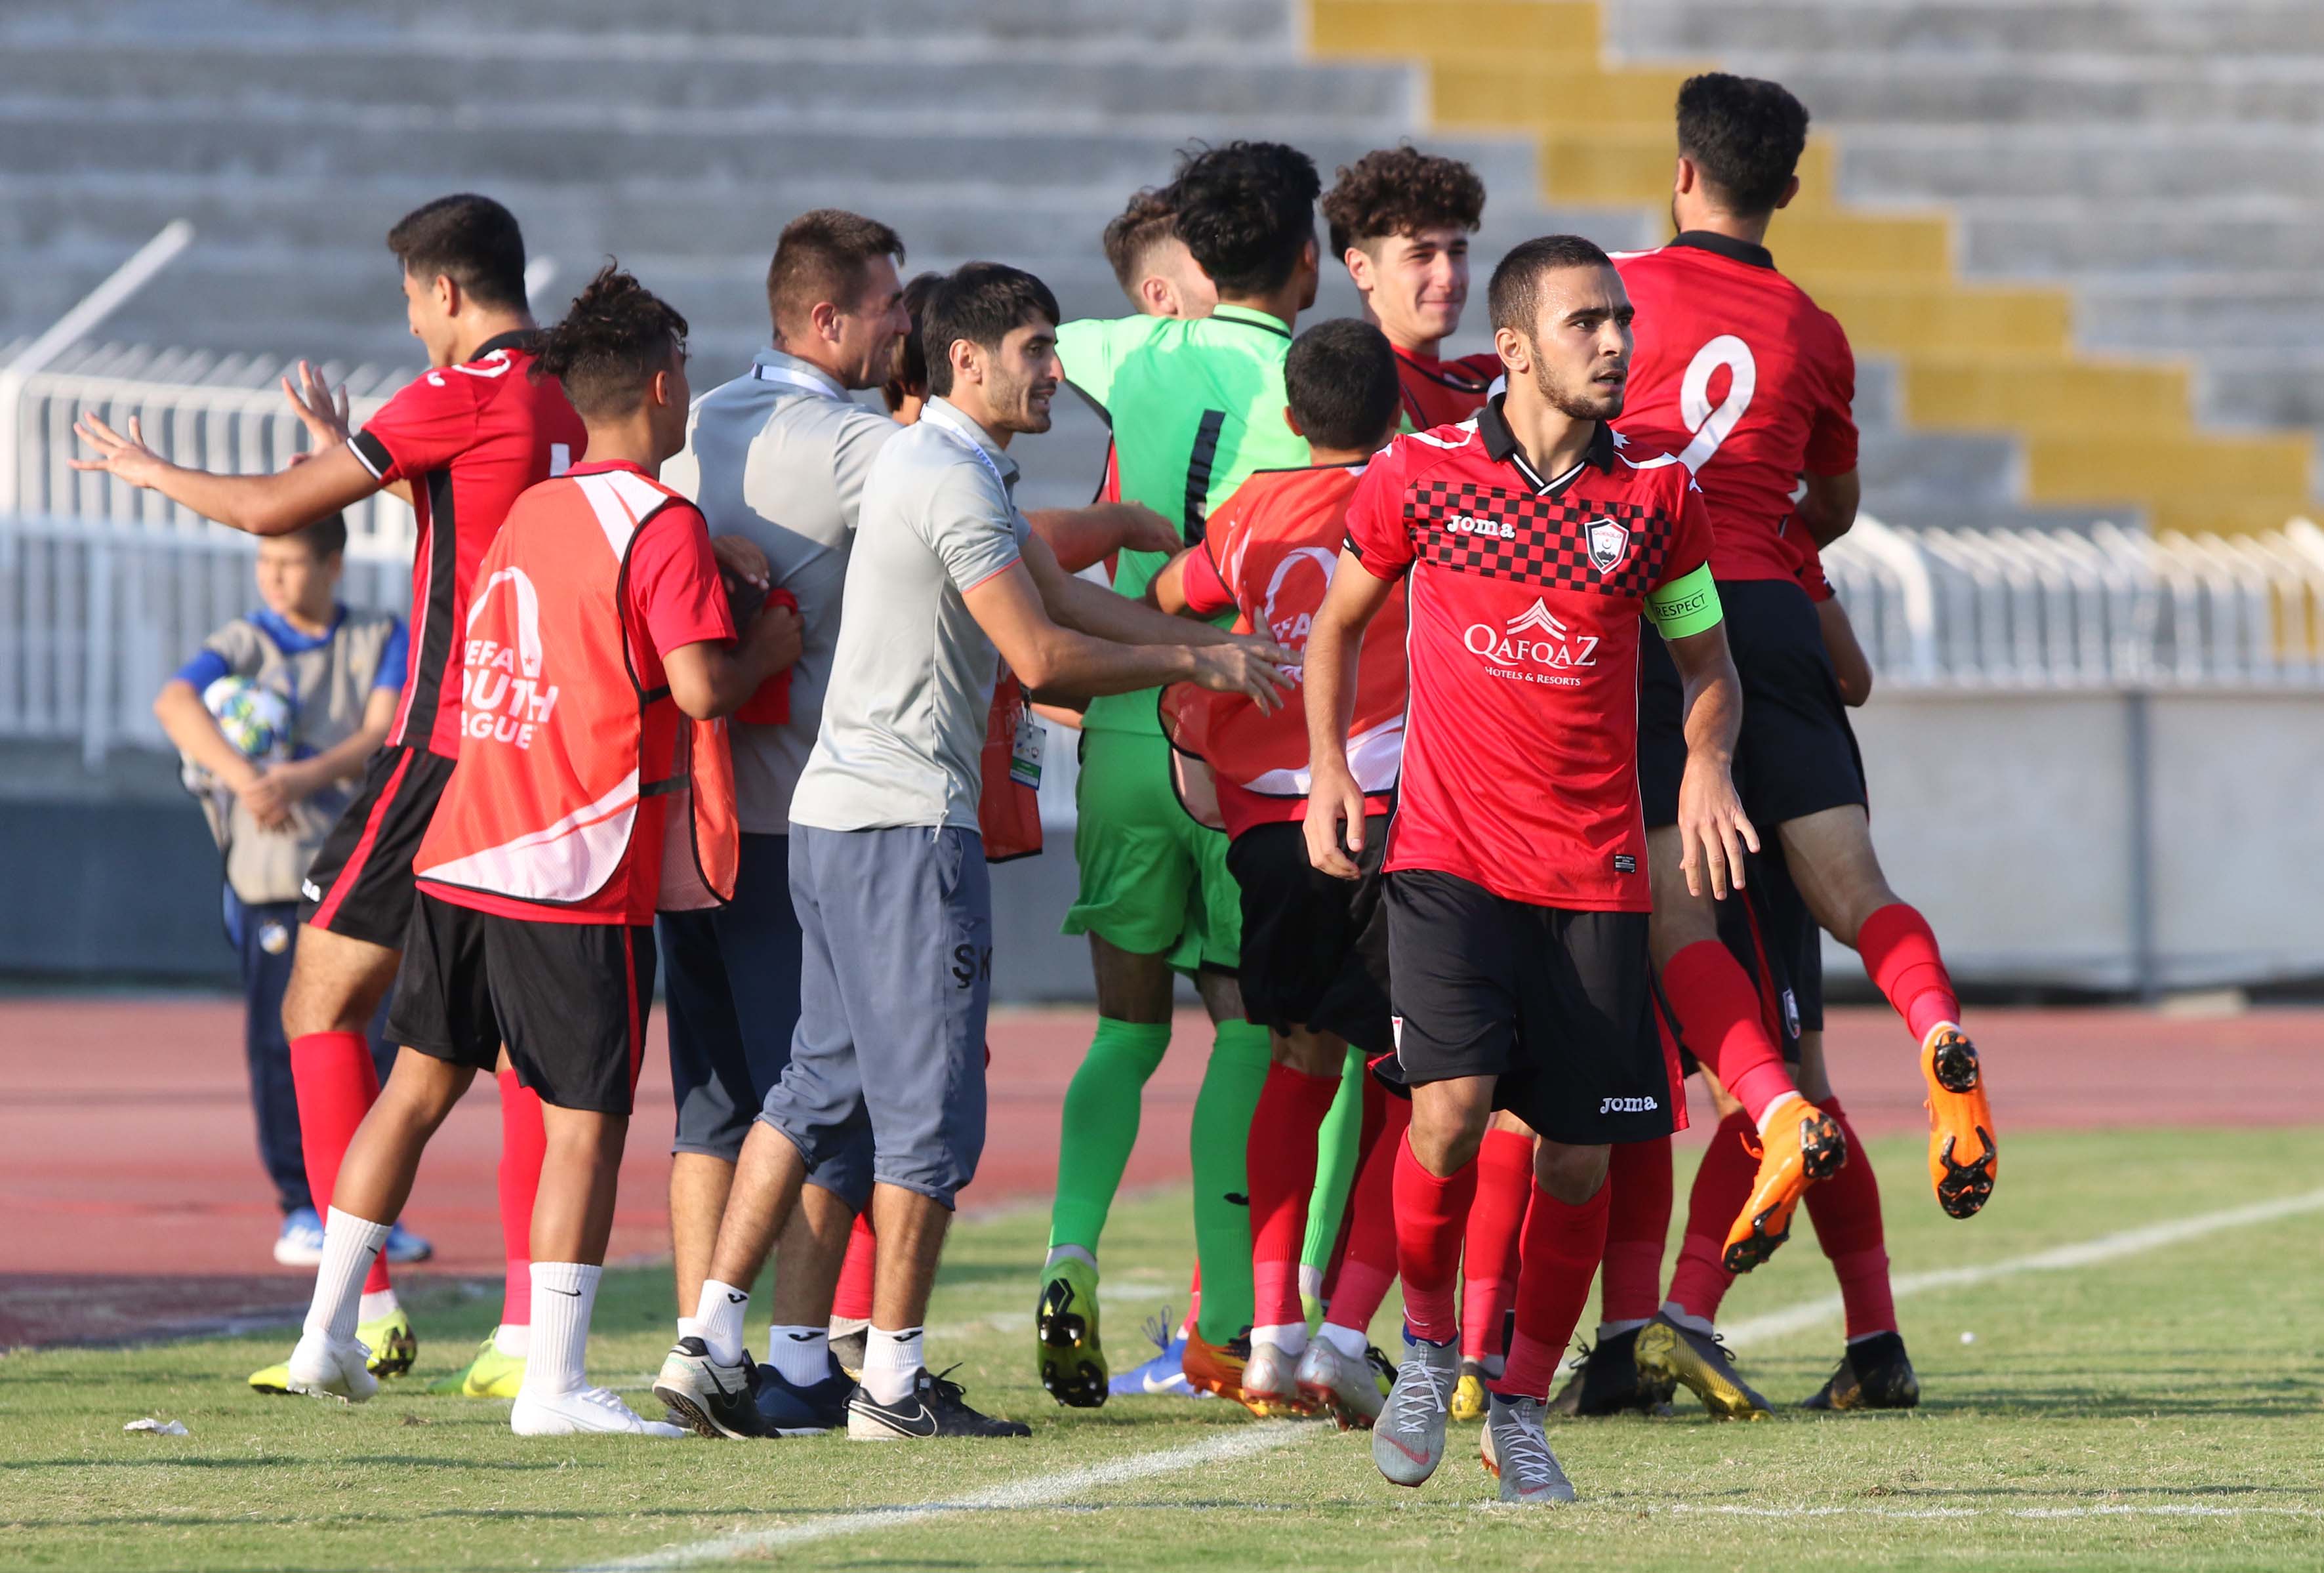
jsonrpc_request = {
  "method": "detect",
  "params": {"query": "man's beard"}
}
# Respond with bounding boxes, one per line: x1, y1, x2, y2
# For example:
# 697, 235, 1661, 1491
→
1530, 356, 1624, 421
988, 369, 1053, 434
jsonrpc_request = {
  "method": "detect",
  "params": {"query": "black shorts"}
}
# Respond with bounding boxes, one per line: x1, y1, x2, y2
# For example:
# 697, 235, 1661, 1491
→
1665, 838, 1821, 1079
1227, 815, 1393, 1057
1382, 870, 1677, 1146
386, 891, 657, 1114
297, 745, 457, 949
1639, 577, 1865, 832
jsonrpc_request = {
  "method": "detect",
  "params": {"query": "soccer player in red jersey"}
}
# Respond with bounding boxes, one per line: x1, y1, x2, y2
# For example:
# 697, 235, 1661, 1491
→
1322, 147, 1502, 432
74, 195, 584, 1397
1149, 317, 1406, 1427
1305, 235, 1755, 1505
1608, 73, 1992, 1416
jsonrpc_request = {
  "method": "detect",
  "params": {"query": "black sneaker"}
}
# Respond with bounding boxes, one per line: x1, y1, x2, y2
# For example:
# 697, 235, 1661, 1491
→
1801, 1332, 1921, 1412
1546, 1326, 1677, 1418
651, 1338, 765, 1439
847, 1366, 1031, 1440
753, 1353, 855, 1435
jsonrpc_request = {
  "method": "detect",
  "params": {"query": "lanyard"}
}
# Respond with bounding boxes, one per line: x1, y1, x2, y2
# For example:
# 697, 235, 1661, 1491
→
750, 361, 847, 400
924, 409, 1012, 495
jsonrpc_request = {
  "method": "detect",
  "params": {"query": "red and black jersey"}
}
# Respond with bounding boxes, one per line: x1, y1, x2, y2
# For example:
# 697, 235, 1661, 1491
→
1613, 232, 1856, 584
1343, 396, 1713, 912
1394, 345, 1501, 433
350, 334, 588, 760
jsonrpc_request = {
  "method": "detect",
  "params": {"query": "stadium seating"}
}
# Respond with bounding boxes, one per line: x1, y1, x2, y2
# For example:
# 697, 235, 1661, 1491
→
3, 0, 2318, 529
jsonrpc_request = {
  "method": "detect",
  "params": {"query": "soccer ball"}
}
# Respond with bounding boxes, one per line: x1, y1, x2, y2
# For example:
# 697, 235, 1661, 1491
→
202, 676, 293, 763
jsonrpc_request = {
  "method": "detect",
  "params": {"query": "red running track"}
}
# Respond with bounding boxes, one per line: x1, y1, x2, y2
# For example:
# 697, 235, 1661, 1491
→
1, 997, 2317, 1345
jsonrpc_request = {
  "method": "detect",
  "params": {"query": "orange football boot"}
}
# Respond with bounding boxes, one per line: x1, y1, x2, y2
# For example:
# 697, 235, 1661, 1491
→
1722, 1099, 1848, 1273
1921, 1025, 1997, 1217
1183, 1327, 1315, 1418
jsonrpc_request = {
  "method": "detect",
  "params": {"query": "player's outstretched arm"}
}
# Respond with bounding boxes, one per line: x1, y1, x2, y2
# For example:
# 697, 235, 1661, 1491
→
965, 557, 1286, 709
72, 412, 382, 537
1301, 550, 1393, 880
1665, 622, 1759, 901
1025, 501, 1181, 573
1023, 531, 1287, 662
1797, 468, 1860, 547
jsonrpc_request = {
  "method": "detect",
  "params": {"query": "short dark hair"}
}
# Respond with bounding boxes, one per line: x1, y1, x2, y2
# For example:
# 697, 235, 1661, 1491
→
533, 263, 689, 419
385, 194, 528, 312
1168, 140, 1321, 298
882, 269, 946, 414
767, 209, 906, 342
1676, 73, 1810, 217
922, 263, 1059, 399
1321, 146, 1486, 259
284, 512, 348, 560
1101, 187, 1181, 294
1488, 234, 1616, 336
1284, 319, 1400, 453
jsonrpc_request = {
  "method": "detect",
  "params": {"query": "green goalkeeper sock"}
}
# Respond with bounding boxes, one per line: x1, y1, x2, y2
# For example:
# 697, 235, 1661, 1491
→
1297, 1048, 1367, 1319
1191, 1019, 1272, 1345
1047, 1017, 1173, 1257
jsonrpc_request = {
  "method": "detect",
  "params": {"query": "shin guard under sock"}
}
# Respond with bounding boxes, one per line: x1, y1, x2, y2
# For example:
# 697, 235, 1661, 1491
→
496, 1069, 545, 1330
1804, 1099, 1896, 1339
1493, 1180, 1611, 1401
1049, 1017, 1173, 1255
1458, 1128, 1532, 1364
1191, 1020, 1271, 1343
1665, 1110, 1757, 1323
1857, 903, 1962, 1046
1600, 1135, 1673, 1326
290, 1031, 390, 1294
1248, 1062, 1345, 1330
1391, 1133, 1477, 1343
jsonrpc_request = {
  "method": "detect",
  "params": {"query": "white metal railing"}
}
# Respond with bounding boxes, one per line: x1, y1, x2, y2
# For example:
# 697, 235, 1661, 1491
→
1824, 514, 2324, 689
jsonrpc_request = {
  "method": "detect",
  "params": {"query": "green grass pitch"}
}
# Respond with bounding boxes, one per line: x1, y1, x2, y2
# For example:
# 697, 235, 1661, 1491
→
3, 1128, 2321, 1571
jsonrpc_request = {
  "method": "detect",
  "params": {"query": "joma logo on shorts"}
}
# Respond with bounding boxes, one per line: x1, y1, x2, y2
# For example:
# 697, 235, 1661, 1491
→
1599, 1095, 1660, 1114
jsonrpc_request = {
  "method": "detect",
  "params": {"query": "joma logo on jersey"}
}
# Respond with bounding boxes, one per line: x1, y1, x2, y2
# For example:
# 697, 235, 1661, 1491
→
1446, 512, 1515, 541
1463, 598, 1600, 677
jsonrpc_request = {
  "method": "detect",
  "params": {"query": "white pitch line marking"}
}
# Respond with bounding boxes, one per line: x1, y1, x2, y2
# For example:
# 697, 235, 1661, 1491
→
569, 1423, 1315, 1570
1721, 1185, 2324, 1348
1658, 1503, 2322, 1521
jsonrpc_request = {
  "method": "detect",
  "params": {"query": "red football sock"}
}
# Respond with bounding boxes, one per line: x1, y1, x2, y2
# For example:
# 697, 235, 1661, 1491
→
1492, 1179, 1610, 1401
1392, 1131, 1477, 1343
1803, 1099, 1896, 1339
494, 1069, 545, 1326
1321, 1076, 1389, 1305
1600, 1136, 1673, 1326
1248, 1063, 1345, 1329
1665, 1110, 1756, 1323
1857, 902, 1961, 1046
1184, 1259, 1202, 1338
291, 1031, 390, 1294
832, 1213, 878, 1322
1661, 941, 1796, 1122
1326, 1092, 1406, 1335
1458, 1128, 1533, 1364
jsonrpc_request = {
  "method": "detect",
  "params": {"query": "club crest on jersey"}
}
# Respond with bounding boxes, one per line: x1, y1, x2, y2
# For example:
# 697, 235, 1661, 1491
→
1586, 517, 1631, 576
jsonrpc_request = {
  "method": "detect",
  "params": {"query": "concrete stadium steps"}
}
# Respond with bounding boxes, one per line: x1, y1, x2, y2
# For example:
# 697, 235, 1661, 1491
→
1305, 0, 2323, 534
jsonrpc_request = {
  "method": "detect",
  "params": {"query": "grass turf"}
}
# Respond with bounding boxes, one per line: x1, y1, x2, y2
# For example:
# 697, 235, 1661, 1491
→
3, 1127, 2321, 1572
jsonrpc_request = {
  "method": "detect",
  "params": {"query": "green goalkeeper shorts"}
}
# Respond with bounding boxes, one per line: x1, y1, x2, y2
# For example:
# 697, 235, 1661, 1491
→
1063, 730, 1241, 973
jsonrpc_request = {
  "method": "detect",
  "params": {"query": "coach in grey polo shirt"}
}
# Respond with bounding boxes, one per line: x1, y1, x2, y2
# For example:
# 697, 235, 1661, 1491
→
652, 211, 909, 1429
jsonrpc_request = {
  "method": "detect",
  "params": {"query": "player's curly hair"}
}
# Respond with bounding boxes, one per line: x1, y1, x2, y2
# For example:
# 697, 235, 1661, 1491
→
1677, 73, 1810, 217
533, 263, 689, 419
1101, 187, 1181, 295
1320, 146, 1486, 260
1167, 140, 1320, 298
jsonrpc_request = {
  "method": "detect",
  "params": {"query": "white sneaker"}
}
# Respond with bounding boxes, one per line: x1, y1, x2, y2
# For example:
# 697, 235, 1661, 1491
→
510, 1385, 686, 1437
1296, 1337, 1383, 1431
285, 1328, 378, 1403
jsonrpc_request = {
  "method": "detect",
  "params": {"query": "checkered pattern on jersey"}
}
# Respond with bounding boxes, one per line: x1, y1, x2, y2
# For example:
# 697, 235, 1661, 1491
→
1406, 480, 1671, 598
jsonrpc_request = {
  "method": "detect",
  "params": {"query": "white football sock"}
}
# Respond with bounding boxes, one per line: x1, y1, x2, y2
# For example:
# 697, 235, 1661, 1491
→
1042, 1244, 1095, 1274
861, 1325, 924, 1406
304, 1209, 390, 1344
1251, 1322, 1307, 1357
493, 1322, 531, 1359
524, 1261, 600, 1399
357, 1288, 401, 1324
695, 1279, 749, 1367
1318, 1321, 1370, 1360
1755, 1090, 1806, 1136
676, 1317, 706, 1343
767, 1325, 830, 1385
828, 1315, 870, 1341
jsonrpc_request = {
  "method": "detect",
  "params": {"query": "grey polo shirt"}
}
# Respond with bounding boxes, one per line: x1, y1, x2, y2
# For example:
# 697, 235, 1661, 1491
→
789, 397, 1030, 834
660, 348, 900, 832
